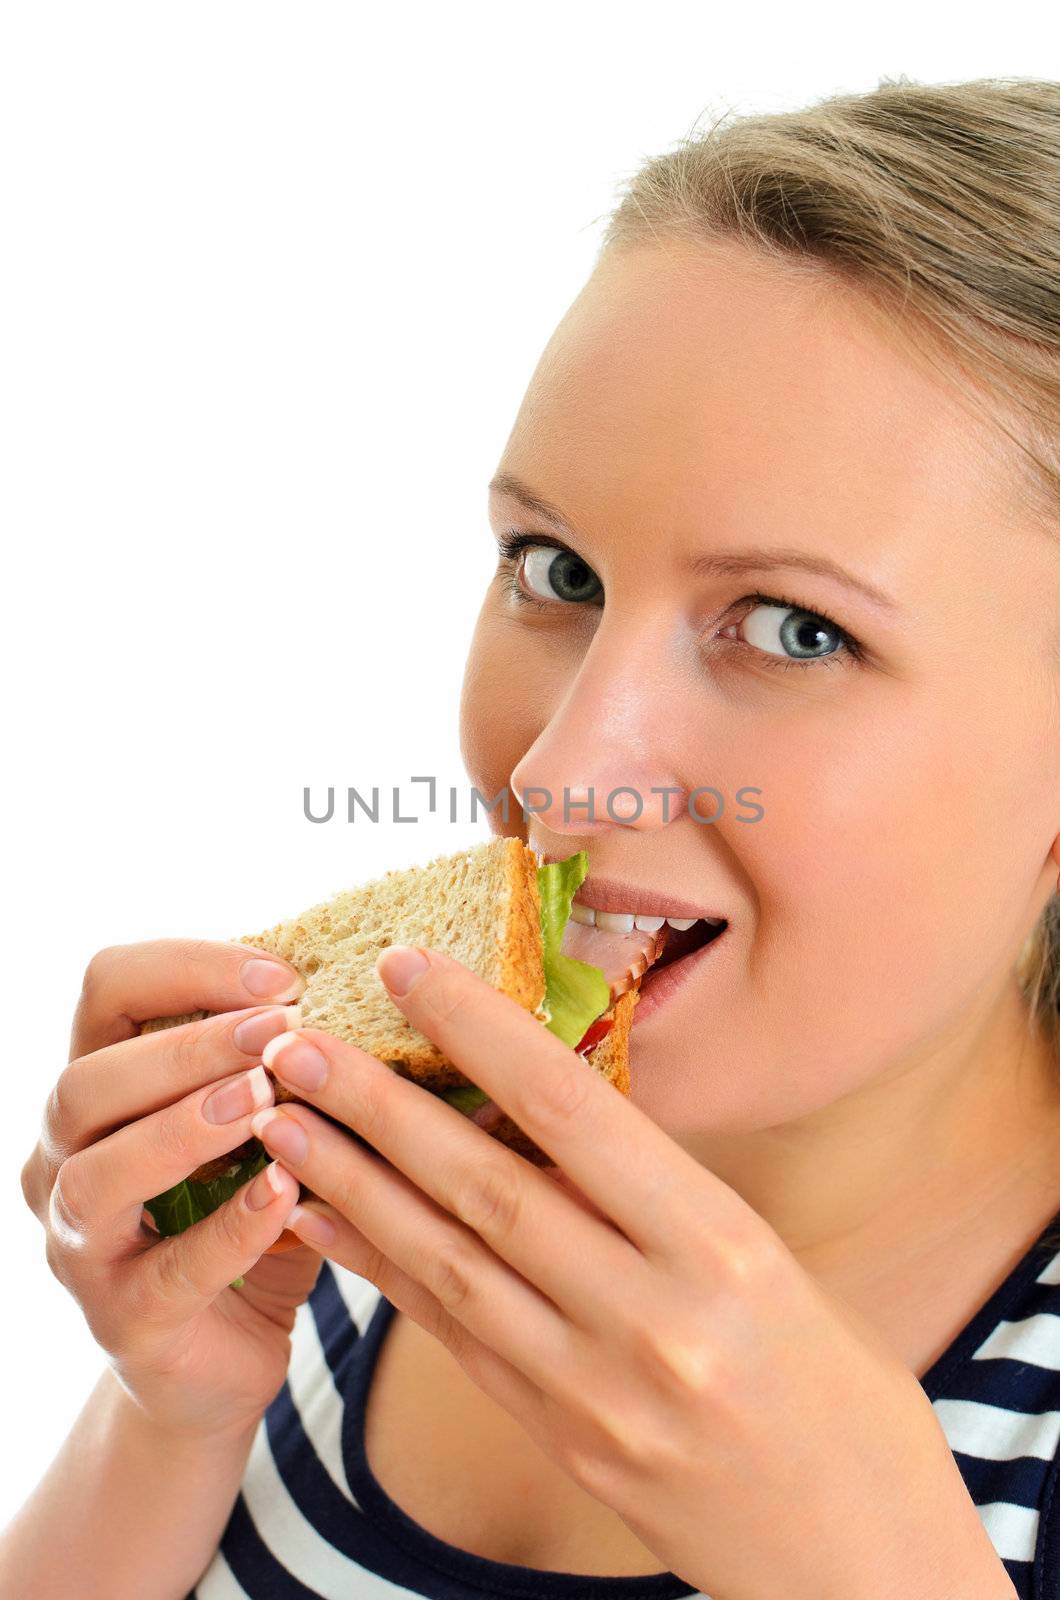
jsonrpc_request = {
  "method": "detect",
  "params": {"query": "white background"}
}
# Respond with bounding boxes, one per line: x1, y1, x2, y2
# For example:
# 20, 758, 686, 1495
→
2, 0, 1057, 1535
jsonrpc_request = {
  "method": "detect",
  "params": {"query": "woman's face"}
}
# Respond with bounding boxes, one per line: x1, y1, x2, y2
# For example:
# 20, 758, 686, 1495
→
460, 237, 1060, 1156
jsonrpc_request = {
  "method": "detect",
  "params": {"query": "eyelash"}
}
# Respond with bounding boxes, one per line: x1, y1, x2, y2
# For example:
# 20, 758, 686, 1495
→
494, 531, 865, 673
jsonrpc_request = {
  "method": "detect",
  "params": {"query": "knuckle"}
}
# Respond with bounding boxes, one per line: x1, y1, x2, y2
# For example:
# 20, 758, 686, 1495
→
721, 1238, 764, 1292
629, 1312, 719, 1398
141, 939, 217, 1013
423, 972, 473, 1028
48, 1158, 93, 1249
174, 938, 219, 982
80, 947, 108, 1000
149, 1232, 208, 1311
712, 1218, 779, 1297
419, 1291, 461, 1354
43, 1224, 68, 1283
342, 1076, 390, 1150
218, 1180, 255, 1250
121, 1251, 166, 1324
425, 1233, 480, 1313
530, 1061, 593, 1130
357, 1239, 393, 1295
448, 1154, 521, 1242
153, 1099, 197, 1167
20, 1151, 41, 1214
560, 1433, 624, 1499
43, 1065, 79, 1145
80, 945, 125, 1004
162, 1018, 207, 1084
572, 1382, 671, 1480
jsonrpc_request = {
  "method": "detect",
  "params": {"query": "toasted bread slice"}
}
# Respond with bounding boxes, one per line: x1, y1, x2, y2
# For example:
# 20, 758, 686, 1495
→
141, 837, 638, 1170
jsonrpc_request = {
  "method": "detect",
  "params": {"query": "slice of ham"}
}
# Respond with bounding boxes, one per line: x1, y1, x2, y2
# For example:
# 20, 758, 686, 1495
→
560, 916, 669, 1004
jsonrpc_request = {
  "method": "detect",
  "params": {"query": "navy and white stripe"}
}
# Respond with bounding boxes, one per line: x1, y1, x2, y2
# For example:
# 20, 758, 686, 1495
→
191, 1208, 1060, 1600
918, 1218, 1060, 1598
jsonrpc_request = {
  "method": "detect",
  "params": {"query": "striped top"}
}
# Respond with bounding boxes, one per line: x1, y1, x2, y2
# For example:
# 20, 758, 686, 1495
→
191, 1208, 1060, 1600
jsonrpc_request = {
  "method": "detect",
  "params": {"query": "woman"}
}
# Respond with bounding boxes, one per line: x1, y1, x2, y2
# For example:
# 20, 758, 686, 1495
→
7, 75, 1059, 1599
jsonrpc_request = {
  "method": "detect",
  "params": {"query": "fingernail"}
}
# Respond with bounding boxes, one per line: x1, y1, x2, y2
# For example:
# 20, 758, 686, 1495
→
246, 1159, 291, 1210
203, 1065, 275, 1125
288, 1203, 336, 1246
377, 946, 429, 996
240, 959, 305, 1001
232, 1005, 303, 1055
262, 1031, 327, 1091
250, 1107, 309, 1165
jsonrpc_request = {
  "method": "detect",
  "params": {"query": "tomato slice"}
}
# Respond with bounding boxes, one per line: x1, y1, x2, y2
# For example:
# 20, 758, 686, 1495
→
574, 1016, 614, 1056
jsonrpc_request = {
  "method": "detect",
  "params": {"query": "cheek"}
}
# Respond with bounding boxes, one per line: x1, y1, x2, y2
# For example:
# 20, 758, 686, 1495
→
659, 697, 1048, 1129
731, 673, 1048, 936
459, 607, 569, 804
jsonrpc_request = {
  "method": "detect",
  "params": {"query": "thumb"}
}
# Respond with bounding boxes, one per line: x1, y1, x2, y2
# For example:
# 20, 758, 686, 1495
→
144, 1159, 300, 1311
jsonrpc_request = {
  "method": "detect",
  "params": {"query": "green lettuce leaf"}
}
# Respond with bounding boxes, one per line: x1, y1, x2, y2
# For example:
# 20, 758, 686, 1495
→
143, 1144, 270, 1237
535, 849, 611, 1047
436, 1083, 494, 1114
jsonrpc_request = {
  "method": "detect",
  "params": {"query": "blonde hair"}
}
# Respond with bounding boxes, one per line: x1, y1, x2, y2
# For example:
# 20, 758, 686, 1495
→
595, 75, 1060, 1063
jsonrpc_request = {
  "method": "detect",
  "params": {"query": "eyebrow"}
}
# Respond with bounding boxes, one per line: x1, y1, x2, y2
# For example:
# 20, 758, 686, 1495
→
488, 470, 900, 616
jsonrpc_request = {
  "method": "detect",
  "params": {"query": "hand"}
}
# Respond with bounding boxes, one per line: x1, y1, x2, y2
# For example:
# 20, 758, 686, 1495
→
21, 939, 324, 1441
255, 945, 1015, 1600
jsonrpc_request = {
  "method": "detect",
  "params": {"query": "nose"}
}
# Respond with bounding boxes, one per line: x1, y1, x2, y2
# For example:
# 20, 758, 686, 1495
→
509, 607, 693, 837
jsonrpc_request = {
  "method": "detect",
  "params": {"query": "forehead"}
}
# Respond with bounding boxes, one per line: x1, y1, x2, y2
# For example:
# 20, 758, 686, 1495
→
501, 239, 1028, 567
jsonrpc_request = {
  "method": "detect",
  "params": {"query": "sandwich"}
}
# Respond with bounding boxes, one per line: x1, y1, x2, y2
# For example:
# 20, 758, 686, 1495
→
141, 838, 670, 1248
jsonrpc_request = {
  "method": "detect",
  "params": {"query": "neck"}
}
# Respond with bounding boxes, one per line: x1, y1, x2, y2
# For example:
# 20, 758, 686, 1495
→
682, 975, 1060, 1292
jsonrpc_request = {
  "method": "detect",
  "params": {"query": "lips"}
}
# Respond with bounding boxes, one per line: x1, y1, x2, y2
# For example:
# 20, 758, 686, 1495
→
633, 919, 727, 1022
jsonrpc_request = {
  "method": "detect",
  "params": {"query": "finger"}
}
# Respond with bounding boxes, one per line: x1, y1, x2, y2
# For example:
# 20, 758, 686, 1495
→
261, 1028, 637, 1330
34, 1005, 302, 1181
116, 1159, 301, 1318
373, 945, 744, 1260
44, 1063, 280, 1257
254, 1102, 576, 1398
288, 1197, 553, 1450
70, 939, 305, 1058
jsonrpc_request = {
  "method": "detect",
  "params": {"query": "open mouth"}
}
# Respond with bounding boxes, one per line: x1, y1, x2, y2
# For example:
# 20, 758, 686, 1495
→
639, 916, 727, 988
560, 908, 728, 1005
441, 907, 728, 1132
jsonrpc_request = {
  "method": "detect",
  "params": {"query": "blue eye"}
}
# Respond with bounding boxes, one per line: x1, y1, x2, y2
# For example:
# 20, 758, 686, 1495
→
737, 599, 847, 664
521, 546, 602, 604
496, 532, 603, 607
495, 531, 863, 673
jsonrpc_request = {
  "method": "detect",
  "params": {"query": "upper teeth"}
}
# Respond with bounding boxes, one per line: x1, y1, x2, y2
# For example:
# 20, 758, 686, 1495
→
569, 906, 723, 934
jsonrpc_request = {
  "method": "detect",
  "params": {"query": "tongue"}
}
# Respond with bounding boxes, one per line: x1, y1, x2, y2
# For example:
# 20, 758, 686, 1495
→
560, 917, 669, 1005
